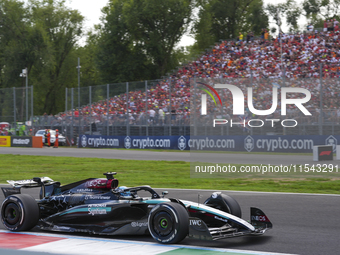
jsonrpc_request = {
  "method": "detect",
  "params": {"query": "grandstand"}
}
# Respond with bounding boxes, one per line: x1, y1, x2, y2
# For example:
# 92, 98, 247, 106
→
34, 29, 340, 139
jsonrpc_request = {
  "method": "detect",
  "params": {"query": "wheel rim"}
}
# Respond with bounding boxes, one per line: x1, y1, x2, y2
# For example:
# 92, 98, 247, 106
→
4, 203, 21, 226
152, 211, 173, 237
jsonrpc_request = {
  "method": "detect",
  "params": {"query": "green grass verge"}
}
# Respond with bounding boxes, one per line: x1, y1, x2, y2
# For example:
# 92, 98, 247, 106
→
1, 154, 339, 194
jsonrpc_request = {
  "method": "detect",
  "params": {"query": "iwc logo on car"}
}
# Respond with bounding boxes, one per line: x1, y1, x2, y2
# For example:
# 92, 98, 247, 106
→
178, 136, 186, 150
81, 135, 87, 147
124, 136, 131, 149
244, 135, 254, 152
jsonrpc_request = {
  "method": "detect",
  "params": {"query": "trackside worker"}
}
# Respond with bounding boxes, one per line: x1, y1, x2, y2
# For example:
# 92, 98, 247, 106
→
54, 129, 59, 148
47, 130, 51, 147
44, 129, 48, 146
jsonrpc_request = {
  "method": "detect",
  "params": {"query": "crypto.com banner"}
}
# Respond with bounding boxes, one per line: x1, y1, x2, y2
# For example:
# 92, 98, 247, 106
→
78, 135, 190, 150
187, 135, 339, 153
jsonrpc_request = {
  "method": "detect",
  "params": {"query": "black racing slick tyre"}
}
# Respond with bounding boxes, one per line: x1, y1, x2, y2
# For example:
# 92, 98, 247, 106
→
220, 194, 242, 218
1, 194, 39, 231
148, 202, 189, 244
204, 193, 242, 218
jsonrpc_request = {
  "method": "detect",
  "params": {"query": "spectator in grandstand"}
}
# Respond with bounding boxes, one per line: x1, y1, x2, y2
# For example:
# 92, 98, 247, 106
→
307, 23, 314, 33
264, 29, 269, 41
148, 108, 156, 124
55, 26, 340, 127
327, 20, 333, 31
158, 108, 165, 125
238, 32, 243, 42
323, 20, 328, 32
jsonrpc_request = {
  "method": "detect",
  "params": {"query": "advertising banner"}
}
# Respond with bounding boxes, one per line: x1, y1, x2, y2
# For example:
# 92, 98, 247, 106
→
0, 136, 11, 147
79, 134, 338, 153
11, 136, 32, 147
189, 135, 339, 153
79, 135, 190, 150
313, 146, 333, 161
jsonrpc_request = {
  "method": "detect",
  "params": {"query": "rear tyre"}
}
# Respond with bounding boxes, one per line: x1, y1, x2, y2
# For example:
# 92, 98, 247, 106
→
148, 202, 189, 244
1, 194, 39, 231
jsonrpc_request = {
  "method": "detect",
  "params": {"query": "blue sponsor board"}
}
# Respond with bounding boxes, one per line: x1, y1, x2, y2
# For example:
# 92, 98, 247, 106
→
79, 134, 339, 153
79, 135, 190, 150
189, 135, 339, 153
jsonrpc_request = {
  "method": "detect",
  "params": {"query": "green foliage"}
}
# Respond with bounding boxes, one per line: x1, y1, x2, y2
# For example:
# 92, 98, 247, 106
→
192, 0, 269, 52
266, 0, 302, 33
303, 0, 339, 19
3, 0, 340, 117
96, 0, 194, 83
75, 32, 101, 88
0, 0, 84, 115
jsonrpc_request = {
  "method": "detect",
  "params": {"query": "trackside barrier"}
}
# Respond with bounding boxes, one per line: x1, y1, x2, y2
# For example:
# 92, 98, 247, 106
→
78, 135, 190, 150
32, 136, 43, 148
78, 135, 340, 153
0, 136, 42, 148
0, 136, 11, 147
11, 136, 32, 147
313, 146, 333, 161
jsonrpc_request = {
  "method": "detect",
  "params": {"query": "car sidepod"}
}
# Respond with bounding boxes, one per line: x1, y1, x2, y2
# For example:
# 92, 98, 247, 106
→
38, 200, 150, 235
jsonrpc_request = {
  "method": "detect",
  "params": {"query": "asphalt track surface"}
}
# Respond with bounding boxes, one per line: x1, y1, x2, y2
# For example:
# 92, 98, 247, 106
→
0, 146, 333, 165
0, 147, 339, 254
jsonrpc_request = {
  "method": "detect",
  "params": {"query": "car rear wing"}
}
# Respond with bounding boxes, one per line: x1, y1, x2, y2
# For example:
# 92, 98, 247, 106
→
6, 177, 55, 187
1, 186, 21, 198
2, 177, 60, 198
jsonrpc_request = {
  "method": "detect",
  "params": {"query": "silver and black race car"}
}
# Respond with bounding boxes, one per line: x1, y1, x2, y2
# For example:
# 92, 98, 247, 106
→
1, 172, 272, 244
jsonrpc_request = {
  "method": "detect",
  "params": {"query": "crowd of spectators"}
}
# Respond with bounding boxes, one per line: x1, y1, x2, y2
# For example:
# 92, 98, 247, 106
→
52, 27, 340, 127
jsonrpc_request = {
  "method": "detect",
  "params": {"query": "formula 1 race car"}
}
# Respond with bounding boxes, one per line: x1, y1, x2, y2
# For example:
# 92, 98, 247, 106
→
1, 173, 272, 244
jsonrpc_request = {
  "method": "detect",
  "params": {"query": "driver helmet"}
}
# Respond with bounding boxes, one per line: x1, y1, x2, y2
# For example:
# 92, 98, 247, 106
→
117, 186, 131, 197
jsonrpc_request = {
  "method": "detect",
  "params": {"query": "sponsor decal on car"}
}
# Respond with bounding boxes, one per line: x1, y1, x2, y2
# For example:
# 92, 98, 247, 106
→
87, 205, 111, 216
214, 216, 228, 223
76, 189, 93, 192
189, 219, 202, 226
85, 196, 111, 200
251, 215, 270, 222
131, 222, 148, 227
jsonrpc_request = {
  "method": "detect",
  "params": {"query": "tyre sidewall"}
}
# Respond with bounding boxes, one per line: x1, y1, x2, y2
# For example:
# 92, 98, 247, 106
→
220, 194, 242, 218
1, 194, 39, 231
148, 202, 188, 244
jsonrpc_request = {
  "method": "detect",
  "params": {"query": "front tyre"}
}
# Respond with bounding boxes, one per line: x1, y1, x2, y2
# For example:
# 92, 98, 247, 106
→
148, 202, 189, 244
1, 194, 39, 231
204, 193, 242, 218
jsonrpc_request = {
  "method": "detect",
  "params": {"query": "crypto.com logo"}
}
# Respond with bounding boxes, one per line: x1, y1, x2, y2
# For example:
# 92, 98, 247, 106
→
200, 83, 311, 116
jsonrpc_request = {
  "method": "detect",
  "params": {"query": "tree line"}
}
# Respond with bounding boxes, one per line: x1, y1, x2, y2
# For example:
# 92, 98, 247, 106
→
1, 0, 339, 115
